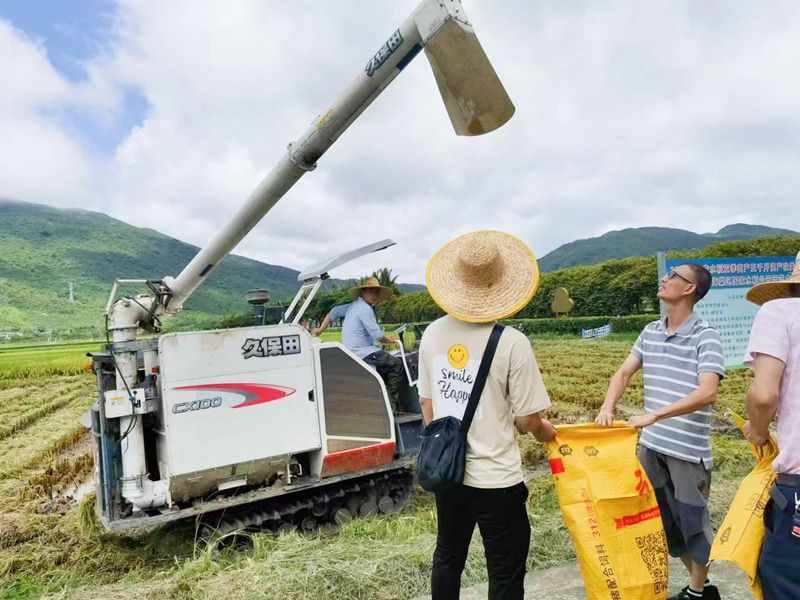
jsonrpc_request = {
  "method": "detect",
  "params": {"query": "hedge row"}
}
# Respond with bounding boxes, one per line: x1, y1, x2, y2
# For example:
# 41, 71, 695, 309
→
385, 315, 656, 336
501, 315, 656, 335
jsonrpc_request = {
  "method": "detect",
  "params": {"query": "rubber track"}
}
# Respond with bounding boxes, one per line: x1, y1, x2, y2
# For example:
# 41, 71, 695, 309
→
198, 468, 415, 541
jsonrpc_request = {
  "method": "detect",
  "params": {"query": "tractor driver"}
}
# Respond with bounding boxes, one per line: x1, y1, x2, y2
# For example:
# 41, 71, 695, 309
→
312, 277, 405, 412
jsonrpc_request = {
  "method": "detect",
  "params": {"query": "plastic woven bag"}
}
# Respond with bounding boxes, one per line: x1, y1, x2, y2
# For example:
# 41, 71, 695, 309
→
547, 423, 669, 600
709, 411, 779, 600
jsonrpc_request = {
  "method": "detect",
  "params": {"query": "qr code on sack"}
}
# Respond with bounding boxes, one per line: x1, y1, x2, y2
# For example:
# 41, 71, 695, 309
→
636, 531, 668, 595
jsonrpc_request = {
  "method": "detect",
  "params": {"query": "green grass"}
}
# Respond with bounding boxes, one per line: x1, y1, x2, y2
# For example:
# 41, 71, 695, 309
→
0, 336, 761, 600
527, 331, 639, 343
0, 486, 574, 600
316, 328, 416, 351
0, 342, 102, 378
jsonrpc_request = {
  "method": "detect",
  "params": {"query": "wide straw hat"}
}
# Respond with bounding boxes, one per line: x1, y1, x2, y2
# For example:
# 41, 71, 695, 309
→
746, 251, 800, 305
426, 230, 539, 323
350, 277, 394, 304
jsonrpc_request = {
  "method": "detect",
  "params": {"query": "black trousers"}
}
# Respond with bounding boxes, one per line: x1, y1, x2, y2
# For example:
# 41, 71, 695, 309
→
362, 350, 404, 410
432, 482, 530, 600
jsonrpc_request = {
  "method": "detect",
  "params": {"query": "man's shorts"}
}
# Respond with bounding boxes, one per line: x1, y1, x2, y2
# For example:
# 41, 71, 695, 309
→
638, 445, 714, 565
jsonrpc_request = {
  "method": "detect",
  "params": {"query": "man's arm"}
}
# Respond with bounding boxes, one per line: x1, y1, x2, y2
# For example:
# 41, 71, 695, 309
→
420, 396, 434, 426
311, 304, 349, 336
595, 354, 642, 426
744, 354, 784, 445
311, 314, 332, 336
506, 335, 556, 441
516, 412, 557, 442
627, 371, 720, 428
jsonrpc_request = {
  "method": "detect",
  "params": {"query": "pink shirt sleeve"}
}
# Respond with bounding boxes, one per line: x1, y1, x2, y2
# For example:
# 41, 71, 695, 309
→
743, 302, 790, 370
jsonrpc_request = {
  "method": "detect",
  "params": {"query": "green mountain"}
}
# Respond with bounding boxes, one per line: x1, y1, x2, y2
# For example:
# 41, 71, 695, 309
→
0, 200, 309, 335
0, 200, 425, 336
538, 224, 799, 272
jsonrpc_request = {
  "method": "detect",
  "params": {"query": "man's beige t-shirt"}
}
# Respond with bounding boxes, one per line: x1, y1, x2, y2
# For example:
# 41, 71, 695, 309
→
417, 316, 551, 489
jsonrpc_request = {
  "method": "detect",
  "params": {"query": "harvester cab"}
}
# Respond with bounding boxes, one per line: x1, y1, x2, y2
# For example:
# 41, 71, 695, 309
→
282, 238, 396, 326
280, 237, 423, 417
89, 0, 514, 535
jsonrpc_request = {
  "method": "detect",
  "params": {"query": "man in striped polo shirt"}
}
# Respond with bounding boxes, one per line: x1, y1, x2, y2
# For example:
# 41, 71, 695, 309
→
596, 263, 725, 600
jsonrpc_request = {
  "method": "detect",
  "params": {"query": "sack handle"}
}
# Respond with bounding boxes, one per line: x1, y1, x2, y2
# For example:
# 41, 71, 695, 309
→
460, 323, 505, 435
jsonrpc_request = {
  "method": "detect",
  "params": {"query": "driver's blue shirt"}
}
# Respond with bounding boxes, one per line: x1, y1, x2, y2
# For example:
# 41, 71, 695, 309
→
328, 297, 384, 359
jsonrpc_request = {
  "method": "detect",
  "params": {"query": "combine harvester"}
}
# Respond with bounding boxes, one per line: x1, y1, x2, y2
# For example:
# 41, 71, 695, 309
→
89, 0, 515, 537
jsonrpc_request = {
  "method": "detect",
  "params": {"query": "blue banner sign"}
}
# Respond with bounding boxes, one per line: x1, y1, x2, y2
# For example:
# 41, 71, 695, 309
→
664, 256, 795, 368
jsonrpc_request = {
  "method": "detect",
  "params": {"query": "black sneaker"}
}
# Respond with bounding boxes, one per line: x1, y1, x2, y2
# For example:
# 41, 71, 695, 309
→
667, 585, 720, 600
702, 585, 721, 600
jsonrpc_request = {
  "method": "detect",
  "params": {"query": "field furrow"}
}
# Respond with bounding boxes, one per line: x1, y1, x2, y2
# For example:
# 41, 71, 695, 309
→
0, 373, 87, 393
0, 385, 92, 439
24, 448, 95, 500
0, 394, 94, 482
0, 387, 28, 410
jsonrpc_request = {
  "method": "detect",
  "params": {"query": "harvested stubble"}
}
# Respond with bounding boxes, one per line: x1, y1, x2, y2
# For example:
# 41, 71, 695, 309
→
0, 388, 94, 482
533, 336, 752, 421
0, 384, 88, 441
534, 338, 642, 418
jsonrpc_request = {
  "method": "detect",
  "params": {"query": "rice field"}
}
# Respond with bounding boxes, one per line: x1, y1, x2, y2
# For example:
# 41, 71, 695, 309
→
0, 335, 755, 600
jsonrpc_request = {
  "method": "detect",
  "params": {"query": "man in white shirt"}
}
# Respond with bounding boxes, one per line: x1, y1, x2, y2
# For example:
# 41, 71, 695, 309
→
417, 230, 556, 600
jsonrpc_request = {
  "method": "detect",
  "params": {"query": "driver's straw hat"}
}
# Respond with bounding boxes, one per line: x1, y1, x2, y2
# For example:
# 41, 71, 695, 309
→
350, 277, 394, 304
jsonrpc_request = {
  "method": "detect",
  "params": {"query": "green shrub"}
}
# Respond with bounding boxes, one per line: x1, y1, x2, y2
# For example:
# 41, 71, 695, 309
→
391, 316, 654, 337
504, 315, 655, 335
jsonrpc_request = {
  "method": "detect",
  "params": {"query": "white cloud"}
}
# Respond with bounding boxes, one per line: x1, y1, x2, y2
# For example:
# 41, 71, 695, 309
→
3, 1, 800, 284
0, 21, 95, 206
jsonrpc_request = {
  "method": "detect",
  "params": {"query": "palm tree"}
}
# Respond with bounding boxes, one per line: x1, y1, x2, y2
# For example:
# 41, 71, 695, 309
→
371, 267, 403, 296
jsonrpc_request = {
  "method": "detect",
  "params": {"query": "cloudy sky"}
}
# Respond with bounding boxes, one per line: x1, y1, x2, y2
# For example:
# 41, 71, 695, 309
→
2, 1, 800, 284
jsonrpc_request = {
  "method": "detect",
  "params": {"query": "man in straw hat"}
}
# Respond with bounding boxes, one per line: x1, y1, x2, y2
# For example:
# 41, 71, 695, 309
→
417, 230, 556, 600
596, 262, 724, 600
312, 276, 404, 411
742, 251, 800, 600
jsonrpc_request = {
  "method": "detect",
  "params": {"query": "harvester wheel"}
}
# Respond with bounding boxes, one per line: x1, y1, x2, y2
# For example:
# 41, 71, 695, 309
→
276, 522, 295, 535
332, 507, 352, 525
378, 495, 395, 514
359, 500, 377, 518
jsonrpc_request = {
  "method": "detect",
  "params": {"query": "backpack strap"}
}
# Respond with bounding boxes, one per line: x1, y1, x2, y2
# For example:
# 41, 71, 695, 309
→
460, 323, 505, 434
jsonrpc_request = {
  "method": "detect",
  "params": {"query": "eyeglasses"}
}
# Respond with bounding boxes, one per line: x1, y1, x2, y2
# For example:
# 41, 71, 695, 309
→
667, 268, 695, 286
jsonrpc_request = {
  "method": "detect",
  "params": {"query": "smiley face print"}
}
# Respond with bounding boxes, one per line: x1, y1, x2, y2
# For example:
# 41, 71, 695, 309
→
447, 344, 469, 370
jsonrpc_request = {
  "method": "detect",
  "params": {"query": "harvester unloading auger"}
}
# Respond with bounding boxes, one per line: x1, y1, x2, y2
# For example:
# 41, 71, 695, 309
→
90, 0, 515, 535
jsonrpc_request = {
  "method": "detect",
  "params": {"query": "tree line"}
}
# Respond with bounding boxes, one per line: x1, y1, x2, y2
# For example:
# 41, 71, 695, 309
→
216, 235, 800, 328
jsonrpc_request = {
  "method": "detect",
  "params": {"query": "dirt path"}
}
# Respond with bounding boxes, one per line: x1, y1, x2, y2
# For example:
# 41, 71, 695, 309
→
415, 558, 752, 599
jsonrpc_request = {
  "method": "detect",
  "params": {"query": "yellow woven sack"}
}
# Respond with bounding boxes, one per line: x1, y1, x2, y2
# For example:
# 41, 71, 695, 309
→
546, 423, 669, 600
709, 411, 779, 600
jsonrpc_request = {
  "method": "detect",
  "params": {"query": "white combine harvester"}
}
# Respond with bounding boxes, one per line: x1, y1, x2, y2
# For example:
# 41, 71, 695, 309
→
89, 0, 515, 536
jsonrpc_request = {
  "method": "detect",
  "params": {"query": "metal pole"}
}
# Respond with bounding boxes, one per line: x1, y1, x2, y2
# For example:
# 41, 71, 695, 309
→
164, 0, 513, 314
657, 251, 667, 318
165, 10, 429, 311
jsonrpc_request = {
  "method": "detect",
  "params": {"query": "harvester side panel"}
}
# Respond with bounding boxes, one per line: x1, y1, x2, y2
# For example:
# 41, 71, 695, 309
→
158, 326, 321, 499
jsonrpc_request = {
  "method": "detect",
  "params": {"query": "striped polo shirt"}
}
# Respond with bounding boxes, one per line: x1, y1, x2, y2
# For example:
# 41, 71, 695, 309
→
631, 312, 725, 468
